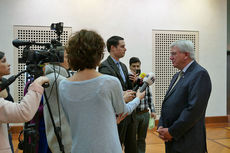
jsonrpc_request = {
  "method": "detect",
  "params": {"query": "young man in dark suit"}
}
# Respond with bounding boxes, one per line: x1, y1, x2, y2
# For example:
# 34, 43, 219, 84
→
157, 40, 212, 153
99, 36, 137, 153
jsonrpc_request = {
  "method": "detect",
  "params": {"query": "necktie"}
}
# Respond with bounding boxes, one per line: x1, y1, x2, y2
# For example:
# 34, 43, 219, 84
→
169, 71, 183, 93
117, 62, 126, 83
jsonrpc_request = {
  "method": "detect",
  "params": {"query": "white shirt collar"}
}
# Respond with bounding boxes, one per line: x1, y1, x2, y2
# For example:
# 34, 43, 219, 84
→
110, 56, 120, 64
182, 60, 194, 73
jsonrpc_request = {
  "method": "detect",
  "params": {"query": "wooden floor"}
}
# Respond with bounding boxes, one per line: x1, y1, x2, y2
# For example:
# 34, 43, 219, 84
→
12, 123, 230, 153
146, 123, 230, 153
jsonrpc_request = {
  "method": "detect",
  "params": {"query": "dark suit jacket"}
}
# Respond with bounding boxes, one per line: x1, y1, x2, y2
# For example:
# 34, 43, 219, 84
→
159, 61, 212, 153
98, 56, 135, 120
99, 56, 132, 91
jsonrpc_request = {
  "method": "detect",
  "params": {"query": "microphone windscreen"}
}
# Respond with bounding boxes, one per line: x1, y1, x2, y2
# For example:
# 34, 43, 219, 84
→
12, 39, 33, 48
132, 72, 146, 91
139, 73, 146, 79
144, 72, 155, 85
139, 72, 155, 92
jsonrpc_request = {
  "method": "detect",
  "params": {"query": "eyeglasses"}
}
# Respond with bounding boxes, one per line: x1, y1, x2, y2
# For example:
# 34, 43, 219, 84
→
170, 52, 177, 56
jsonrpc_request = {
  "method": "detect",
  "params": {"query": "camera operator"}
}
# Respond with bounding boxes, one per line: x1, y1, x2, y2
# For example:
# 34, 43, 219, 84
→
43, 50, 72, 153
0, 73, 49, 153
10, 22, 69, 153
0, 51, 15, 152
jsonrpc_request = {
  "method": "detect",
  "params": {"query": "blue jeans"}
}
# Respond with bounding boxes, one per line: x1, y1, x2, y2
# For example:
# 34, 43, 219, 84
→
135, 112, 150, 153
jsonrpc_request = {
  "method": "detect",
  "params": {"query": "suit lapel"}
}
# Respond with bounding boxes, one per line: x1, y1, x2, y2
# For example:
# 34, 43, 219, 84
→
164, 61, 198, 101
107, 56, 126, 87
165, 73, 185, 100
164, 72, 180, 100
165, 73, 179, 95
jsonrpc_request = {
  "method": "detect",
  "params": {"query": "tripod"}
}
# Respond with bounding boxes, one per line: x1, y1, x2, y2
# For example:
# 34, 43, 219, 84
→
17, 66, 65, 153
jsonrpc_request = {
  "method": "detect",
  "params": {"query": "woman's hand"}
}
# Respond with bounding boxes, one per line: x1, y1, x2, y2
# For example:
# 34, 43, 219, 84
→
136, 89, 145, 100
123, 90, 136, 103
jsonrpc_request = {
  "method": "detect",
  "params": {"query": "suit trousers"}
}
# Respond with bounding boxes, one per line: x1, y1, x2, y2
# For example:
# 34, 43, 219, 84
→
118, 115, 137, 153
165, 141, 182, 153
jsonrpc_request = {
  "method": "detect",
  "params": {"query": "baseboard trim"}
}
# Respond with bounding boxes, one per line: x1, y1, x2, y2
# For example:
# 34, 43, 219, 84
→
205, 115, 229, 124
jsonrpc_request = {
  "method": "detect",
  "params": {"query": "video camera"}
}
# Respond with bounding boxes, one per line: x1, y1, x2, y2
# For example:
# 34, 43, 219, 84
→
12, 22, 65, 78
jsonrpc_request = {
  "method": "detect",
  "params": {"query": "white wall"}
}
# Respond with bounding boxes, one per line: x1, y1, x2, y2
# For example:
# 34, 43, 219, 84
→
228, 0, 230, 50
0, 0, 227, 116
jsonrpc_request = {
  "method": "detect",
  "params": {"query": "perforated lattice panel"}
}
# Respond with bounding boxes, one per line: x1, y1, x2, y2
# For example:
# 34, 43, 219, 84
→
13, 25, 72, 102
152, 30, 199, 117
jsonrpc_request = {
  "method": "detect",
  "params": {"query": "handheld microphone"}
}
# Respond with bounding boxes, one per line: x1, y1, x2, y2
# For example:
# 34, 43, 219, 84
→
139, 72, 155, 92
0, 70, 26, 91
0, 75, 17, 91
132, 73, 146, 91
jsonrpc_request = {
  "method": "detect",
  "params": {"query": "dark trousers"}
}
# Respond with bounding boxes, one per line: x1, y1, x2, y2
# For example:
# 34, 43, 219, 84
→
165, 142, 181, 153
136, 111, 150, 153
118, 114, 137, 153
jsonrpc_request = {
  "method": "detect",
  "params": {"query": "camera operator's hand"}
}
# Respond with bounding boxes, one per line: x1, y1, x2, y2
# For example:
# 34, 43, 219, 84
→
33, 76, 49, 86
136, 89, 145, 100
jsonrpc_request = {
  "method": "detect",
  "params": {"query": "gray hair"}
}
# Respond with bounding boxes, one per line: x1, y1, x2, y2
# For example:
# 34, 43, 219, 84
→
170, 40, 195, 60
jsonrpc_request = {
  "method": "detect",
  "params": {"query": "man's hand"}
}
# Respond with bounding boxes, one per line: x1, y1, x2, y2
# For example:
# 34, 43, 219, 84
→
151, 112, 157, 119
123, 90, 136, 103
157, 127, 173, 142
129, 74, 138, 83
